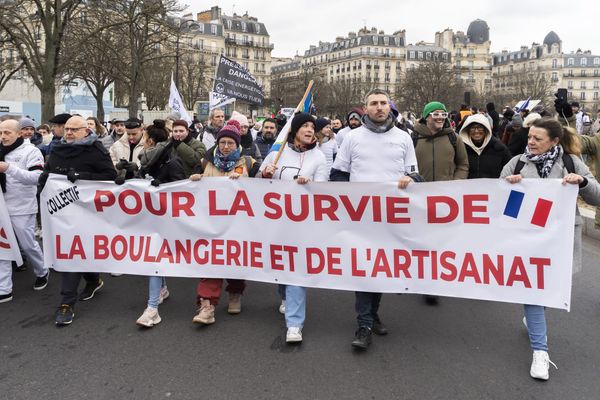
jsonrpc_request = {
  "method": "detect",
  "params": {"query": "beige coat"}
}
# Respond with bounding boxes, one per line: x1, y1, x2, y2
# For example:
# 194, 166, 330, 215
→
109, 134, 146, 167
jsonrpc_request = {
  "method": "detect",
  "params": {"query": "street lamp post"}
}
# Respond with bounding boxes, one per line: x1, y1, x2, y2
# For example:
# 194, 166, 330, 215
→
175, 18, 198, 90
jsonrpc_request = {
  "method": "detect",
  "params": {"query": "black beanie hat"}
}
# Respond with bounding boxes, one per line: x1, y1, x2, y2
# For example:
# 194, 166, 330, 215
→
288, 113, 315, 143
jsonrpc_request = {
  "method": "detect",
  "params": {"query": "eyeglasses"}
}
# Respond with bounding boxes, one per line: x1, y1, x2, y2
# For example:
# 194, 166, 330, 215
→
64, 127, 87, 132
470, 126, 486, 132
219, 140, 238, 147
429, 112, 448, 118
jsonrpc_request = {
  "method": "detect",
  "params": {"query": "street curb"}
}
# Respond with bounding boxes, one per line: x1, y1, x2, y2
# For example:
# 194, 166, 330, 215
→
579, 207, 600, 241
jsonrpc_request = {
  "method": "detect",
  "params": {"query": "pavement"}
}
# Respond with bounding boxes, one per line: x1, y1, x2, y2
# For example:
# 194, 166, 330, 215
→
1, 217, 600, 400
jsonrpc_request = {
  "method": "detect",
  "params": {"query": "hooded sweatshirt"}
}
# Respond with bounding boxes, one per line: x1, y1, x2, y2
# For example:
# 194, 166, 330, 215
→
459, 114, 511, 179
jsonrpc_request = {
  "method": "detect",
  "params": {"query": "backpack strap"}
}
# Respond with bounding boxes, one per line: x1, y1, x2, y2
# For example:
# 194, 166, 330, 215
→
513, 159, 525, 175
561, 152, 575, 174
513, 153, 575, 175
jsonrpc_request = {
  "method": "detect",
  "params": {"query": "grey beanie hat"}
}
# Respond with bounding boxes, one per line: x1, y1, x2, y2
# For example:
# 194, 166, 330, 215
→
18, 117, 36, 130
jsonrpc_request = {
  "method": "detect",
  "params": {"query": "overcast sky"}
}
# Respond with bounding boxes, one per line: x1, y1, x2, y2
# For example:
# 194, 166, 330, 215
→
187, 0, 598, 58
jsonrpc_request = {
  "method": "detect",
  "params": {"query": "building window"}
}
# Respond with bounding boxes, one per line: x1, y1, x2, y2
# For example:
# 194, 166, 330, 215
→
582, 70, 587, 77
567, 58, 574, 66
418, 51, 423, 59
552, 59, 557, 68
568, 80, 573, 89
468, 48, 474, 56
581, 81, 587, 89
594, 92, 599, 100
580, 92, 586, 100
409, 51, 415, 58
594, 58, 600, 65
552, 72, 558, 81
211, 25, 217, 35
595, 81, 599, 89
581, 58, 588, 66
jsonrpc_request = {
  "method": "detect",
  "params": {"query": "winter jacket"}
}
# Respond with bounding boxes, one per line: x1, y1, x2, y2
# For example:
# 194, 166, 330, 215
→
578, 134, 600, 185
170, 136, 205, 177
3, 142, 44, 215
240, 133, 262, 165
138, 141, 186, 184
501, 148, 600, 274
38, 137, 117, 193
109, 134, 145, 167
254, 134, 275, 159
411, 120, 469, 182
199, 145, 258, 178
201, 125, 220, 150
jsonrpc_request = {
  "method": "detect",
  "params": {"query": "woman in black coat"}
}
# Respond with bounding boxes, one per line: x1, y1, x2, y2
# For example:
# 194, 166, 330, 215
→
458, 114, 511, 179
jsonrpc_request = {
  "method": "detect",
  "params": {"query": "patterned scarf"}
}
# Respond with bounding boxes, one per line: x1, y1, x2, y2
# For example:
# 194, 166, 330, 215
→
525, 145, 560, 178
213, 147, 241, 172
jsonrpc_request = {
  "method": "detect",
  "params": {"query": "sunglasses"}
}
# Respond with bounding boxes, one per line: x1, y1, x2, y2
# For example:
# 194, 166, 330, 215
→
429, 112, 448, 118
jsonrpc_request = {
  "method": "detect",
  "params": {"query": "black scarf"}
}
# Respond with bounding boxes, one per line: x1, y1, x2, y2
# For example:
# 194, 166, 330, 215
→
0, 137, 24, 193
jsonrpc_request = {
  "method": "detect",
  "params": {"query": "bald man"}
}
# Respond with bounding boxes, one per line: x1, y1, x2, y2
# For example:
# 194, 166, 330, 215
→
38, 116, 117, 325
0, 119, 47, 303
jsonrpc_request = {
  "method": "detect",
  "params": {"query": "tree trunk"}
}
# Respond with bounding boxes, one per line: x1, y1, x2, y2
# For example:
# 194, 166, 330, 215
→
41, 80, 56, 123
95, 86, 106, 122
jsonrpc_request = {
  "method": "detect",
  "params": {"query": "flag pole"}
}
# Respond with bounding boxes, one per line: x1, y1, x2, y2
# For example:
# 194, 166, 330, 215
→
273, 80, 314, 166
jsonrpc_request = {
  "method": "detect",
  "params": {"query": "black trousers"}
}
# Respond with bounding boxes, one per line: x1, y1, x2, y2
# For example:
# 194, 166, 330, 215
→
60, 272, 100, 306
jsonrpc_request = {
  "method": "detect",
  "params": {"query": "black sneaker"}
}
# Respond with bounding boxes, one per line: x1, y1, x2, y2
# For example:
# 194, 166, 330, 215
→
0, 292, 13, 303
424, 295, 439, 306
79, 279, 104, 301
351, 327, 372, 350
33, 270, 50, 291
372, 319, 388, 336
55, 304, 75, 325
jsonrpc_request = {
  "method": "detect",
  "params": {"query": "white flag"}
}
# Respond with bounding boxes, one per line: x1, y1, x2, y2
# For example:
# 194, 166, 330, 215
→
209, 91, 235, 110
0, 192, 23, 264
168, 75, 192, 126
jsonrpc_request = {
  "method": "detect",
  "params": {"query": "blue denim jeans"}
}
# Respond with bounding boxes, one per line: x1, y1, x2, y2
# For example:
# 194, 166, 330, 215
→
524, 304, 548, 351
148, 276, 167, 309
278, 284, 306, 328
355, 291, 383, 328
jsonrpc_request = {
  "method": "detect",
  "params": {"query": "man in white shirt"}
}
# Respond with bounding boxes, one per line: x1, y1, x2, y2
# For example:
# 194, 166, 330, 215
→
330, 88, 421, 351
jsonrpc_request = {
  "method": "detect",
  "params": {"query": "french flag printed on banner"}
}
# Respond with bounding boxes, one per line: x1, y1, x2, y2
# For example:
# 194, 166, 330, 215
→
503, 190, 554, 227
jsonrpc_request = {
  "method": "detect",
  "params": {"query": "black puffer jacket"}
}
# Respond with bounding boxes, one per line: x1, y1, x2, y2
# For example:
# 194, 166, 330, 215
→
464, 136, 512, 179
38, 138, 117, 192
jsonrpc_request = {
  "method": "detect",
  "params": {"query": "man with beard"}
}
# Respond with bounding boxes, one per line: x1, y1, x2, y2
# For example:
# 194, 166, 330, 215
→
254, 118, 278, 158
330, 89, 421, 351
335, 107, 364, 147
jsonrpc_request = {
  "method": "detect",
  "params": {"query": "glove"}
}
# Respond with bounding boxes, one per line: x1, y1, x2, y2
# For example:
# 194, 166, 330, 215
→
66, 169, 80, 183
172, 139, 181, 148
115, 159, 128, 170
150, 179, 160, 187
554, 97, 573, 118
115, 176, 126, 185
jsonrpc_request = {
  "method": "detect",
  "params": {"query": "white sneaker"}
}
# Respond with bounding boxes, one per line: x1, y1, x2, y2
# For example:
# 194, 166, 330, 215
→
136, 307, 162, 328
158, 286, 170, 304
286, 327, 302, 343
530, 350, 557, 380
279, 300, 285, 314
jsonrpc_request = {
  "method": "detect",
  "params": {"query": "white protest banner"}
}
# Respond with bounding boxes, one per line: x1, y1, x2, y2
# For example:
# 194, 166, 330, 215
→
41, 176, 577, 310
0, 191, 23, 264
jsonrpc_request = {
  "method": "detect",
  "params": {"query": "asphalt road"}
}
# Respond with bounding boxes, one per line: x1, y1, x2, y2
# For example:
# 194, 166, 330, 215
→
1, 237, 600, 400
